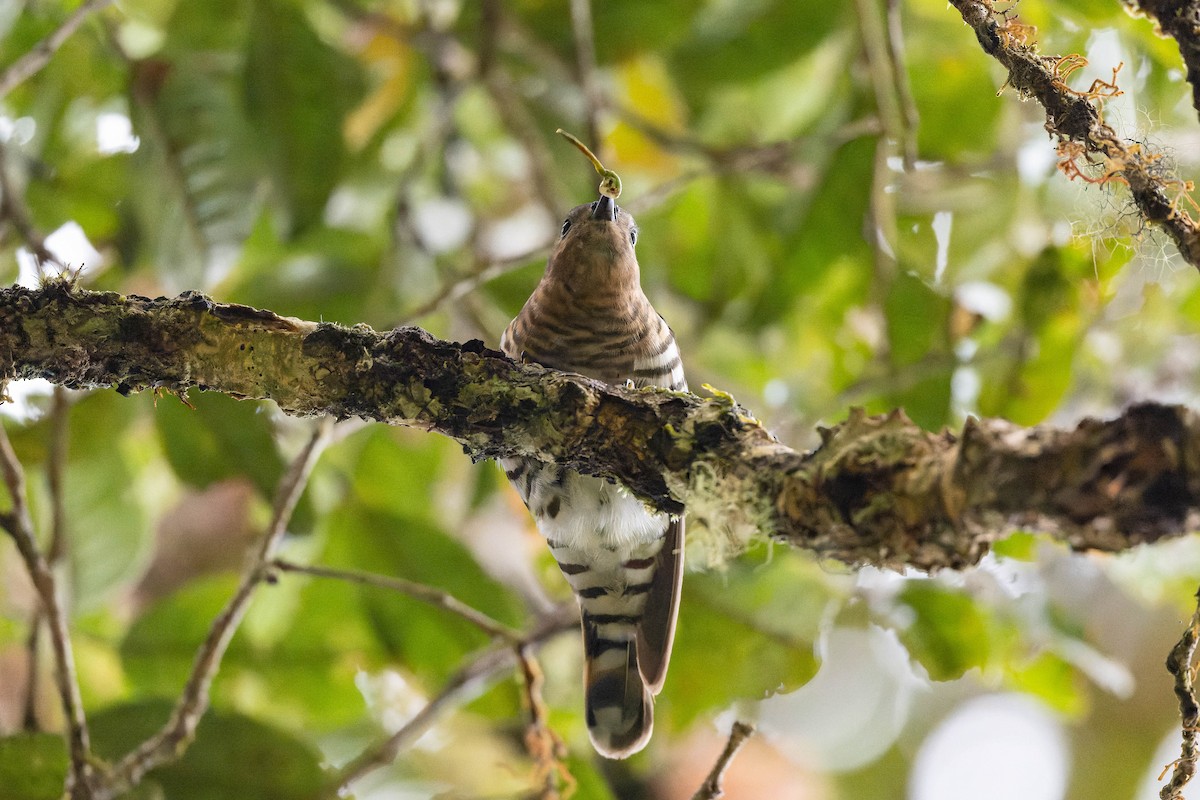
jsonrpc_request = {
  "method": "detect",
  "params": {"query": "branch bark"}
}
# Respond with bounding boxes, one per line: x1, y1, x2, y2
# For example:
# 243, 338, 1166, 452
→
949, 0, 1200, 271
2, 283, 1199, 572
1120, 0, 1200, 124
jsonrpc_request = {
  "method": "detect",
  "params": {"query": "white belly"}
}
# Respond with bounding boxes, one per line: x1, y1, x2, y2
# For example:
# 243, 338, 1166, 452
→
501, 458, 667, 556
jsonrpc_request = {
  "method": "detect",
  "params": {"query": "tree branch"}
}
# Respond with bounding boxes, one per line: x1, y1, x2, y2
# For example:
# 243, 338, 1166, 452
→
516, 645, 571, 800
98, 419, 330, 800
0, 0, 114, 100
1120, 0, 1200, 125
268, 559, 525, 643
0, 141, 63, 271
691, 721, 756, 800
323, 608, 577, 796
1162, 588, 1200, 799
0, 417, 92, 797
2, 283, 1199, 572
949, 0, 1200, 271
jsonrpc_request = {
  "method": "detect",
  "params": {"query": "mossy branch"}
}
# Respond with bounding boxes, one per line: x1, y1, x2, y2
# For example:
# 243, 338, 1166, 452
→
2, 283, 1199, 572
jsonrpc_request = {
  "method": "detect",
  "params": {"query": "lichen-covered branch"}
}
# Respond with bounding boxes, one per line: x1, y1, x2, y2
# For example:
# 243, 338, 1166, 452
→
2, 283, 1199, 572
949, 0, 1200, 271
1121, 0, 1200, 124
1162, 590, 1200, 799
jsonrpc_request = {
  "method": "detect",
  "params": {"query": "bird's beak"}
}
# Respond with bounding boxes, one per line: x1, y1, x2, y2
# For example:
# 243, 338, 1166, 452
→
591, 195, 616, 222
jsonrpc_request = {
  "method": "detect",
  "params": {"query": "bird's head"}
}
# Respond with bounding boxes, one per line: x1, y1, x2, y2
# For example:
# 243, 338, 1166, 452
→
546, 195, 640, 282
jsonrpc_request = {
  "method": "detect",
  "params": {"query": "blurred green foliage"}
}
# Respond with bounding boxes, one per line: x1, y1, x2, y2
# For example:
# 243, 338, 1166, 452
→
2, 0, 1200, 797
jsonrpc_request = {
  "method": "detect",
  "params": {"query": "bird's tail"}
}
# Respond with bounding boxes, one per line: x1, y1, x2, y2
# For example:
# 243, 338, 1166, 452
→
582, 613, 653, 758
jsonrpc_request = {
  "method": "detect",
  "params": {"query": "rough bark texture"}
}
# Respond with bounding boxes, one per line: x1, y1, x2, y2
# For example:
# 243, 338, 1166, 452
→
950, 0, 1200, 271
1121, 0, 1200, 123
2, 283, 1199, 571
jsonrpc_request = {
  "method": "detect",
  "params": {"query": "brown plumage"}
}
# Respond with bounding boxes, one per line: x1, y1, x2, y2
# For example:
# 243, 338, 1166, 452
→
500, 195, 685, 758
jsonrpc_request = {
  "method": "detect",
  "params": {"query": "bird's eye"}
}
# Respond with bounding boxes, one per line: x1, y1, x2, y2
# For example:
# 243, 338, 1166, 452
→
561, 219, 572, 238
629, 227, 638, 246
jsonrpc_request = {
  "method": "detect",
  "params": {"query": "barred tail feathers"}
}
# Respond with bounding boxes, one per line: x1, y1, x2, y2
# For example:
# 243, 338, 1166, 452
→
583, 614, 654, 758
549, 532, 669, 759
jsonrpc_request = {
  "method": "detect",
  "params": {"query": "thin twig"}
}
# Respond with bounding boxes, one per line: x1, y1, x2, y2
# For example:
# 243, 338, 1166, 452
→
482, 70, 568, 214
0, 421, 92, 797
885, 0, 920, 169
21, 607, 41, 732
325, 647, 508, 797
397, 244, 551, 324
690, 721, 756, 800
853, 0, 903, 312
1162, 589, 1200, 799
269, 559, 524, 642
0, 141, 62, 271
854, 0, 905, 157
99, 419, 332, 800
47, 386, 71, 563
324, 607, 577, 797
567, 0, 603, 150
0, 0, 114, 99
19, 387, 72, 733
517, 646, 572, 800
476, 2, 564, 211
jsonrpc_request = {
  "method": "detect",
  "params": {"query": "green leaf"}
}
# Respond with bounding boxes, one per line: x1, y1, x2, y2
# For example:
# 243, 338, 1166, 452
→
898, 582, 993, 681
759, 135, 875, 326
655, 177, 776, 320
153, 391, 291, 507
162, 0, 249, 53
904, 11, 1002, 160
977, 247, 1087, 425
885, 272, 951, 365
65, 448, 150, 609
0, 734, 67, 800
992, 531, 1040, 561
341, 425, 447, 522
63, 393, 150, 609
89, 700, 325, 800
228, 221, 385, 327
561, 752, 618, 800
121, 573, 370, 729
670, 0, 846, 104
658, 551, 824, 730
1005, 651, 1086, 716
322, 504, 525, 685
881, 271, 953, 429
506, 0, 699, 64
128, 44, 262, 286
244, 0, 365, 234
121, 575, 246, 693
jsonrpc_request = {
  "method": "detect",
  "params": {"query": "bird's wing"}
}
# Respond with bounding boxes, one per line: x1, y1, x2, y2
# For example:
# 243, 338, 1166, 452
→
499, 318, 522, 361
635, 514, 683, 693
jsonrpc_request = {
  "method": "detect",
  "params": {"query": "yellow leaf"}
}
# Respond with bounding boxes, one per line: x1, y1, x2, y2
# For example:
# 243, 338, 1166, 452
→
608, 55, 687, 176
344, 32, 414, 151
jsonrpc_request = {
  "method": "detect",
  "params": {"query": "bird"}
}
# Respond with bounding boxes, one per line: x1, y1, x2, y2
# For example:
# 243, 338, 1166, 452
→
499, 193, 686, 758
